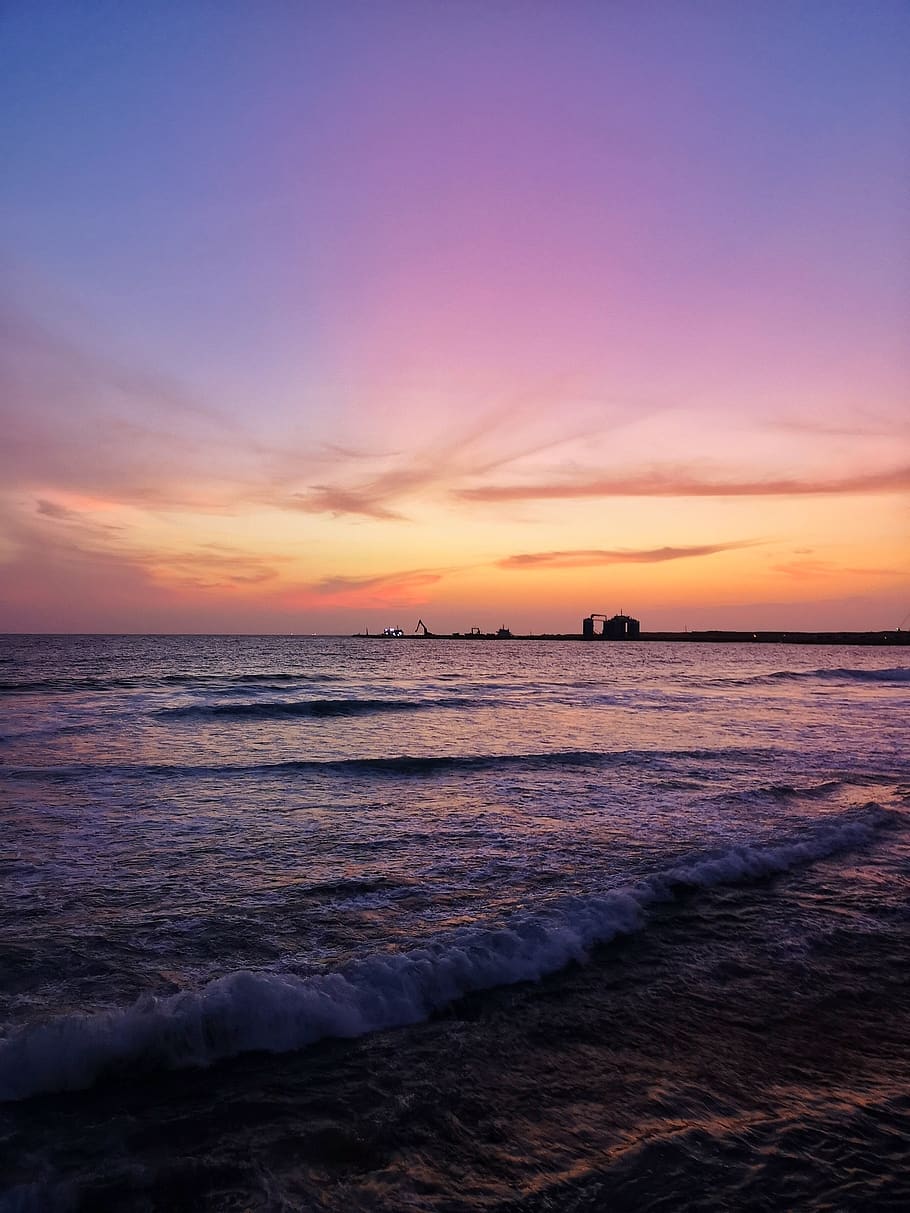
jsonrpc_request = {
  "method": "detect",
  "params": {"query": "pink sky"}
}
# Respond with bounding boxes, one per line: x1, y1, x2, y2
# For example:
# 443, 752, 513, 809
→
1, 3, 908, 632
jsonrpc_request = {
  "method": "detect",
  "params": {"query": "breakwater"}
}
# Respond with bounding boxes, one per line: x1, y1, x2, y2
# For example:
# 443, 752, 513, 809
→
357, 630, 908, 646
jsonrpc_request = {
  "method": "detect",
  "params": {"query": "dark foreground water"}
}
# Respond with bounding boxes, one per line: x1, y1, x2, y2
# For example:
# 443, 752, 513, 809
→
1, 635, 908, 1211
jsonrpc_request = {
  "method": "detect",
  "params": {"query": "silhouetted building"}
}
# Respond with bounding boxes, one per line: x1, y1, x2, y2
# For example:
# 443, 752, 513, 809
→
583, 613, 640, 639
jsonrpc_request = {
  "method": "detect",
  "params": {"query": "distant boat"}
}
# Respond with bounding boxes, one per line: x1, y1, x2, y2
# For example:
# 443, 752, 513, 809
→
381, 627, 405, 638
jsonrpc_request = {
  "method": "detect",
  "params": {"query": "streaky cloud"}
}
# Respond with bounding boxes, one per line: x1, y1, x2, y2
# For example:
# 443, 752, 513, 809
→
456, 465, 910, 503
770, 411, 910, 439
35, 499, 81, 522
0, 300, 325, 514
140, 546, 283, 590
34, 497, 123, 536
772, 558, 900, 580
7, 499, 284, 593
306, 569, 444, 597
289, 566, 454, 610
292, 485, 408, 521
293, 394, 643, 519
498, 541, 761, 570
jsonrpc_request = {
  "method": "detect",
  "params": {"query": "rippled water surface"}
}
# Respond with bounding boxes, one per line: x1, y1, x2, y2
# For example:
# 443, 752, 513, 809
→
1, 635, 908, 1210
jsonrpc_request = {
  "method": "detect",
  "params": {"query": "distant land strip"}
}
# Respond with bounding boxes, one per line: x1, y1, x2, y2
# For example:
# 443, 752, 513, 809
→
356, 631, 909, 646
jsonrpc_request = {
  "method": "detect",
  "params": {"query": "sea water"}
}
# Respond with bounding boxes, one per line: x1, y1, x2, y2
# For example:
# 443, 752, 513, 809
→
1, 635, 908, 1210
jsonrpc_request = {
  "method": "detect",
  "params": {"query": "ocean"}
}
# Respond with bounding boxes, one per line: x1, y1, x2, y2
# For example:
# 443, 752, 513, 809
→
1, 634, 908, 1211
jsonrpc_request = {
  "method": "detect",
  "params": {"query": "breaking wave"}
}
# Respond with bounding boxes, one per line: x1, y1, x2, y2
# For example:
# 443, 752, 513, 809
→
0, 805, 895, 1103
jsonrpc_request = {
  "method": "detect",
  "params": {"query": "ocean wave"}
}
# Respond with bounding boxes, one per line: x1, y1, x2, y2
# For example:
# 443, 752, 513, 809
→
227, 673, 341, 684
297, 876, 402, 899
0, 676, 145, 694
0, 671, 343, 695
779, 666, 910, 684
157, 696, 483, 721
716, 666, 910, 689
710, 778, 863, 806
0, 805, 896, 1103
639, 805, 895, 895
0, 746, 773, 783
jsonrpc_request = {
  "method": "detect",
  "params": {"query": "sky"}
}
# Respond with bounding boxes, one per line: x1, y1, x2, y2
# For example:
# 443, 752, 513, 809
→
1, 0, 908, 634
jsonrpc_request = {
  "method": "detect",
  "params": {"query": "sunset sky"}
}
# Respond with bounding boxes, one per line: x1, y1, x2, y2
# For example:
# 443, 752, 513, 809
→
2, 1, 908, 633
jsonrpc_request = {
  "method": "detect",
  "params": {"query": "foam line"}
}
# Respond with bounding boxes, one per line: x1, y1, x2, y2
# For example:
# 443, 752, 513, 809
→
0, 806, 895, 1104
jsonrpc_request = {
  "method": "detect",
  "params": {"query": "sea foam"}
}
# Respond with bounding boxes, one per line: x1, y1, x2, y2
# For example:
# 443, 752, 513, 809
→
0, 806, 895, 1103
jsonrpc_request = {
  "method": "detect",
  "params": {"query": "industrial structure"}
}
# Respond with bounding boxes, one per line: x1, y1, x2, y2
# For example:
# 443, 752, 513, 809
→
351, 617, 906, 644
583, 612, 640, 640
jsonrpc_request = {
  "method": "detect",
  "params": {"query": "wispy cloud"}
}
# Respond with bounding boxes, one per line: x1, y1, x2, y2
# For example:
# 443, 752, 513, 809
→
3, 306, 621, 525
35, 497, 123, 535
141, 545, 283, 590
293, 483, 410, 522
498, 540, 761, 570
301, 567, 448, 607
455, 465, 910, 503
36, 498, 82, 522
292, 394, 649, 520
13, 497, 283, 592
770, 412, 910, 439
293, 540, 752, 602
306, 569, 442, 595
0, 302, 319, 513
772, 558, 900, 579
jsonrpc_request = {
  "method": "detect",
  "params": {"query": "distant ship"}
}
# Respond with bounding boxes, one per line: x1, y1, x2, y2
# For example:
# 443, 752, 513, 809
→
381, 626, 405, 638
